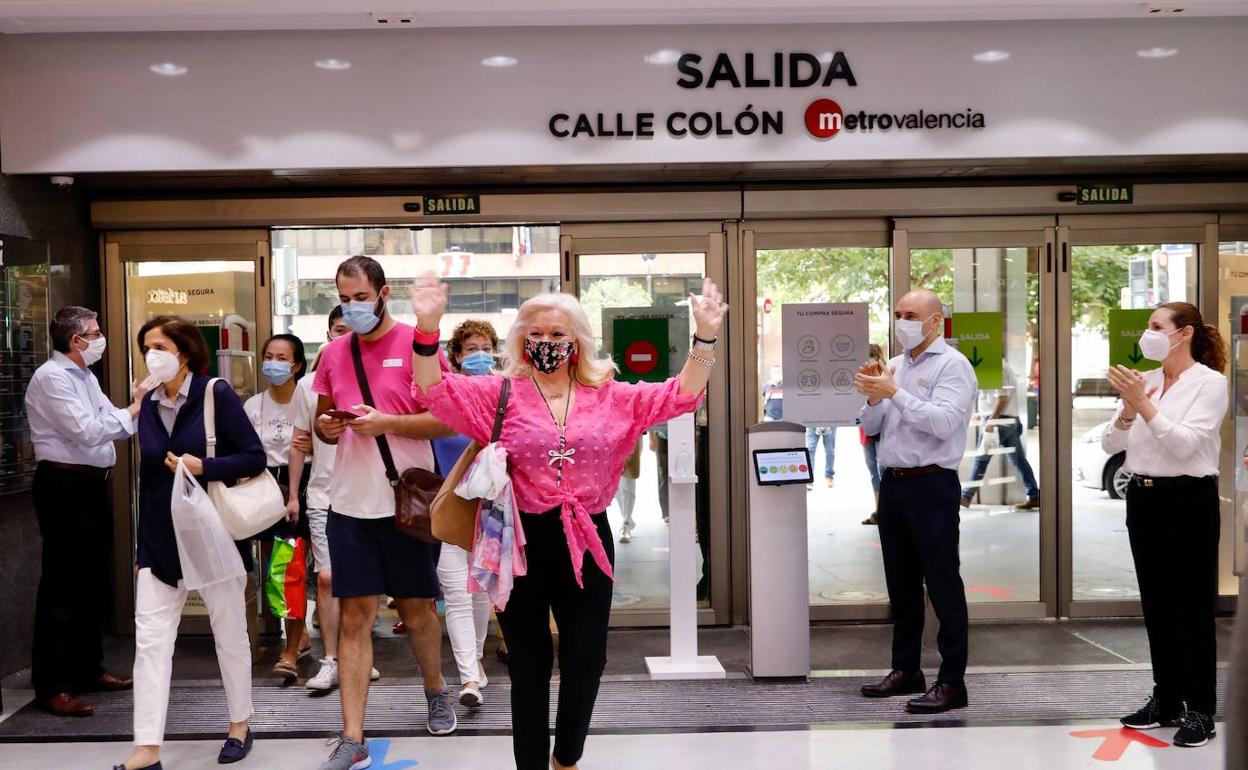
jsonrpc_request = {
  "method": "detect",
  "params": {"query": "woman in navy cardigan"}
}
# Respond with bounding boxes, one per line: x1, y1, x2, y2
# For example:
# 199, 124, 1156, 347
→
115, 316, 265, 770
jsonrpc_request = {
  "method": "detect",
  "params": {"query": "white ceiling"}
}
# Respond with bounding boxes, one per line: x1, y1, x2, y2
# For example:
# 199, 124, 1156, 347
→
0, 0, 1245, 34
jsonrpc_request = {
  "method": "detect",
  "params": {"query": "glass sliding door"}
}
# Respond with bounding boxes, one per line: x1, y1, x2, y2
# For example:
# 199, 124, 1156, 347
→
562, 223, 730, 626
1057, 214, 1214, 616
898, 218, 1054, 617
744, 220, 893, 619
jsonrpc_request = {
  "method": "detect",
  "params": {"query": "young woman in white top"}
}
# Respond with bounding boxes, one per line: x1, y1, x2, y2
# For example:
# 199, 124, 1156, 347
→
1103, 301, 1227, 749
244, 334, 312, 680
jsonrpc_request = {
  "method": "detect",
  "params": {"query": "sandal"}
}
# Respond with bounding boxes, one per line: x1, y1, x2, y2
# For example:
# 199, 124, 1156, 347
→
272, 657, 298, 681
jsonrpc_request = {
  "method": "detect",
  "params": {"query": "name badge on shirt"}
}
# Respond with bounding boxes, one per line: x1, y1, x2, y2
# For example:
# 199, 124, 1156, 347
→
383, 358, 404, 368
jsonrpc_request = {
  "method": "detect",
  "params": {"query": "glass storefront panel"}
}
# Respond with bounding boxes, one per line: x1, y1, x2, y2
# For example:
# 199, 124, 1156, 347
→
578, 252, 710, 610
271, 226, 561, 359
911, 246, 1042, 603
1068, 242, 1197, 601
755, 246, 892, 606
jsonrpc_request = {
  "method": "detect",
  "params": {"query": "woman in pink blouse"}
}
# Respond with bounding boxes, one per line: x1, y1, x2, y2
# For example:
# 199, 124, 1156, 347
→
410, 276, 727, 770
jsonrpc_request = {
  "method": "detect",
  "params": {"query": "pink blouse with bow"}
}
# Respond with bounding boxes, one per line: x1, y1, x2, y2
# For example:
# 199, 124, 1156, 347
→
413, 374, 703, 587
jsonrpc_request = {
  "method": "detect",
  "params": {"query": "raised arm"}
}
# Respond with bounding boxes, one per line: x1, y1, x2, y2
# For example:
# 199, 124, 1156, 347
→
409, 272, 447, 392
675, 277, 729, 396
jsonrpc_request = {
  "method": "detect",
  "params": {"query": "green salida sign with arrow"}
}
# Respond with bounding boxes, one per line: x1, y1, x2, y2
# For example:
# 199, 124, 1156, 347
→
1108, 308, 1159, 372
950, 312, 1003, 390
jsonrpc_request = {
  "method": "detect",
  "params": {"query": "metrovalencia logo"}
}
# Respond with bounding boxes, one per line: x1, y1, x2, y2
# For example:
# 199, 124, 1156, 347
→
804, 98, 986, 140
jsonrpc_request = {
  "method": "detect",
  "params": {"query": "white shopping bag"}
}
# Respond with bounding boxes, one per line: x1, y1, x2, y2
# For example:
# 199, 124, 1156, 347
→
170, 458, 246, 590
978, 426, 1001, 453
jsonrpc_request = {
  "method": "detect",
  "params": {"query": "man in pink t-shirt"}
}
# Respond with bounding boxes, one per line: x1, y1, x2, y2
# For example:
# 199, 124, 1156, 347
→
312, 256, 457, 767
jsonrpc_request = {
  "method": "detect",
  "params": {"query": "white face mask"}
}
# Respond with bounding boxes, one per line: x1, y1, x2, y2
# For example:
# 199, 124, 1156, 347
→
78, 335, 106, 366
145, 349, 182, 383
1138, 328, 1180, 362
895, 316, 933, 351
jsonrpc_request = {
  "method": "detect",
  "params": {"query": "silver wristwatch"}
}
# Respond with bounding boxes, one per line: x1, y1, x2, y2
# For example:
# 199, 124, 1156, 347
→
692, 336, 717, 353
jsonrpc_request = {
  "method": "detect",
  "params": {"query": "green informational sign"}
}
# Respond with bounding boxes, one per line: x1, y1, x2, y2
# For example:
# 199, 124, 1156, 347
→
611, 316, 670, 384
1109, 308, 1158, 371
951, 312, 1003, 390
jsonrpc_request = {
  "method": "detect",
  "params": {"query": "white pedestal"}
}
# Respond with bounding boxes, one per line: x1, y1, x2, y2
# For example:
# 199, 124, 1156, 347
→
645, 412, 725, 681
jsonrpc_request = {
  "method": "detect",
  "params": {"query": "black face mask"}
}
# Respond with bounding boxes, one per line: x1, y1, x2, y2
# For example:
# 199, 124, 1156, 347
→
525, 339, 573, 374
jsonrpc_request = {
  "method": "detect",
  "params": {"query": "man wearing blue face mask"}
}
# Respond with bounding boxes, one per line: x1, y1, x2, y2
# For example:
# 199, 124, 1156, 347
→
854, 289, 978, 715
429, 319, 500, 709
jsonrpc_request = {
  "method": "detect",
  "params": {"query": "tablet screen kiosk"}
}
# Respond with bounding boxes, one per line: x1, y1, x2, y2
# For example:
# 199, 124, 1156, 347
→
752, 448, 814, 486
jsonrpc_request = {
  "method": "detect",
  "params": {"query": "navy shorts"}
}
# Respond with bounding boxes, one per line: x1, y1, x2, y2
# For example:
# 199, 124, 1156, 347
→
326, 510, 441, 599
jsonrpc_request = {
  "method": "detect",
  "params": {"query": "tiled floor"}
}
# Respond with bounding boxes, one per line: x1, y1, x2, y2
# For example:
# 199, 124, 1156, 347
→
0, 723, 1224, 769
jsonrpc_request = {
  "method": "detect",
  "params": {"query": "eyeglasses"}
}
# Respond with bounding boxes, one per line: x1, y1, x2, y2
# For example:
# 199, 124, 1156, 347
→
78, 330, 104, 340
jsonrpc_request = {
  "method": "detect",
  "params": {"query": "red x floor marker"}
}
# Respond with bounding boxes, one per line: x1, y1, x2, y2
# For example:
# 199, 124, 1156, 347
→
1070, 728, 1168, 761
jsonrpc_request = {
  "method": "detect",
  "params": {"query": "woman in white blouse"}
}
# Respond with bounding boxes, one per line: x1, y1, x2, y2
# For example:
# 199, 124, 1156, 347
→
1103, 301, 1227, 749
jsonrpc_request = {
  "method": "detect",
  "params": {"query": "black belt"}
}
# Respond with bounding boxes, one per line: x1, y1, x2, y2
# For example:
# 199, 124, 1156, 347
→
883, 464, 948, 479
37, 460, 112, 480
1131, 474, 1216, 489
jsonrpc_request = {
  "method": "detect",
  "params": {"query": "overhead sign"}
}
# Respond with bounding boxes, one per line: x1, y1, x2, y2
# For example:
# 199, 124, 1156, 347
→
1077, 183, 1133, 205
422, 194, 481, 215
780, 302, 868, 427
601, 307, 689, 385
1108, 308, 1157, 371
950, 312, 1003, 390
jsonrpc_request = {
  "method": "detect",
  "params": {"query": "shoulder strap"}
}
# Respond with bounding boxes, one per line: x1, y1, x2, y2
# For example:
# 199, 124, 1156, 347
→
489, 378, 511, 444
350, 333, 399, 485
203, 377, 220, 459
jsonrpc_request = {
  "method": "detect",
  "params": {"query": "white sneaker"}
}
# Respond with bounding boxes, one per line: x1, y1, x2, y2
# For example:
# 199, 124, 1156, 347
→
307, 657, 339, 691
370, 667, 380, 681
459, 683, 483, 709
619, 527, 632, 544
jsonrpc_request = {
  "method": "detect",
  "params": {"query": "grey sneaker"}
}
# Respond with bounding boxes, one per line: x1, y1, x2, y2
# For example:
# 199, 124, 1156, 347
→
426, 689, 458, 736
319, 734, 371, 770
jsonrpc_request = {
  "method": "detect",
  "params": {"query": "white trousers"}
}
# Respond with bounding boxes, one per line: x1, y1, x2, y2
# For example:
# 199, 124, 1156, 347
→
436, 543, 491, 684
132, 569, 252, 746
615, 475, 637, 529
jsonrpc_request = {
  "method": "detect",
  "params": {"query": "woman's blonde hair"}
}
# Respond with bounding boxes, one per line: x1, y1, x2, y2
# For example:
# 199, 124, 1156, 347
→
501, 292, 618, 386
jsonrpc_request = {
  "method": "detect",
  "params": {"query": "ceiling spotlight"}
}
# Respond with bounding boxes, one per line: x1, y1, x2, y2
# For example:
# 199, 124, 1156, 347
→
1137, 47, 1178, 58
644, 49, 682, 65
973, 50, 1010, 63
149, 62, 188, 77
481, 55, 518, 68
315, 58, 352, 70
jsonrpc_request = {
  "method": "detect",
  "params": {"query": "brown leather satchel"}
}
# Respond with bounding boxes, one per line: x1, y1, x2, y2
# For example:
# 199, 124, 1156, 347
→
431, 378, 510, 550
349, 333, 440, 542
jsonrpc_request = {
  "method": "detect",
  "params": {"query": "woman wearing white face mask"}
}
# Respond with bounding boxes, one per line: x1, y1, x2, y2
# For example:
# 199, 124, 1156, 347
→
1104, 301, 1227, 749
116, 316, 266, 770
243, 334, 314, 681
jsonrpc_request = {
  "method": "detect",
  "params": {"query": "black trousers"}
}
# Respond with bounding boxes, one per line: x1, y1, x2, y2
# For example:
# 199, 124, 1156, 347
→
30, 464, 113, 699
1126, 477, 1220, 716
877, 469, 969, 685
498, 508, 614, 770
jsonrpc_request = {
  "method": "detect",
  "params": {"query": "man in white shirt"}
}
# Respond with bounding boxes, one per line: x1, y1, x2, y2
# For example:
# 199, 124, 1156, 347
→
854, 289, 977, 715
959, 361, 1040, 509
24, 306, 156, 717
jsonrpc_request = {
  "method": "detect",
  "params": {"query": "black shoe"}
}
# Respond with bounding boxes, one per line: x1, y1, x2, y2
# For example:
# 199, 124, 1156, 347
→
861, 669, 926, 698
1120, 693, 1178, 730
1172, 704, 1216, 748
112, 764, 162, 770
218, 729, 253, 764
906, 682, 969, 713
861, 513, 879, 525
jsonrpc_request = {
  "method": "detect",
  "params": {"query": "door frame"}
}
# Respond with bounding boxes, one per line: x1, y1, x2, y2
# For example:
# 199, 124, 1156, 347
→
559, 221, 731, 626
101, 229, 272, 632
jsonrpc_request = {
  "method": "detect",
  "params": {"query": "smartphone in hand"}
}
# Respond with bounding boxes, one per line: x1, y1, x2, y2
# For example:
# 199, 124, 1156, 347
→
324, 408, 361, 421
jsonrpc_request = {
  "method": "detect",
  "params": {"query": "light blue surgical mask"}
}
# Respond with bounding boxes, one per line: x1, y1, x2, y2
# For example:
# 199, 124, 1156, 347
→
262, 360, 293, 385
461, 350, 495, 377
341, 298, 384, 335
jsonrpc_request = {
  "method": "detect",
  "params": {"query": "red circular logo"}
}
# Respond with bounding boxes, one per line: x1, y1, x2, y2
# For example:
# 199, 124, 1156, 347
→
623, 340, 659, 375
804, 98, 844, 139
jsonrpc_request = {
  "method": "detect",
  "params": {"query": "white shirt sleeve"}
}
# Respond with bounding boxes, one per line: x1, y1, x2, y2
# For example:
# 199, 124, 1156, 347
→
33, 368, 134, 446
891, 358, 977, 441
1143, 375, 1229, 461
1101, 402, 1129, 455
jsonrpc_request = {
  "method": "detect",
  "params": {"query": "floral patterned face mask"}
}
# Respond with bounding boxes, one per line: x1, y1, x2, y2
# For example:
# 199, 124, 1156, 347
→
525, 338, 574, 374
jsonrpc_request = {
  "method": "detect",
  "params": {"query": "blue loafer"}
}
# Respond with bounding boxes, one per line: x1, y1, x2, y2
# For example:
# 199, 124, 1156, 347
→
112, 763, 162, 770
218, 729, 253, 764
